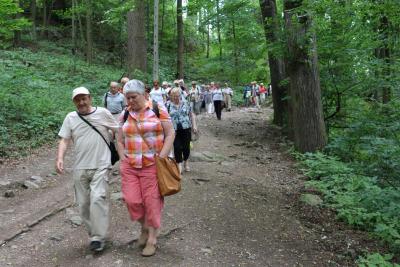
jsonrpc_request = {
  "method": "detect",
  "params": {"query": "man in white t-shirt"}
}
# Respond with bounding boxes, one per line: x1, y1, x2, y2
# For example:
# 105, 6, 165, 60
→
150, 80, 166, 104
56, 87, 119, 252
222, 82, 233, 111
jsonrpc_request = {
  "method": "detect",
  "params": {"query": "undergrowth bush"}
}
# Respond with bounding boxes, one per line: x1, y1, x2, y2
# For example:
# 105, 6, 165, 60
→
327, 100, 400, 187
0, 48, 122, 157
357, 253, 400, 267
298, 152, 400, 251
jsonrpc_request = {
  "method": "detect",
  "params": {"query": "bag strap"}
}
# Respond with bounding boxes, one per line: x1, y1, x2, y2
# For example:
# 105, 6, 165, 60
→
77, 112, 112, 152
104, 93, 108, 108
123, 100, 160, 123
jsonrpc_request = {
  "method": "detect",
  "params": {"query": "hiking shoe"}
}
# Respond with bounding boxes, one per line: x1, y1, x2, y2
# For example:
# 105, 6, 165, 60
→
141, 243, 156, 257
90, 240, 104, 252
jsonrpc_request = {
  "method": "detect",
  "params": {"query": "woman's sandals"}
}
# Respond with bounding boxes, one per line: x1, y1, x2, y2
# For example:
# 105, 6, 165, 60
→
141, 242, 156, 256
137, 229, 148, 248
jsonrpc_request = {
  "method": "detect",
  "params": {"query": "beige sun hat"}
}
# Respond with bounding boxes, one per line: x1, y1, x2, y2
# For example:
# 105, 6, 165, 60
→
72, 87, 90, 100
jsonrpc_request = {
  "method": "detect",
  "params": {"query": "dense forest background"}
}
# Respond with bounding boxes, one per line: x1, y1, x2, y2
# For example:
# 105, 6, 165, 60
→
1, 0, 400, 264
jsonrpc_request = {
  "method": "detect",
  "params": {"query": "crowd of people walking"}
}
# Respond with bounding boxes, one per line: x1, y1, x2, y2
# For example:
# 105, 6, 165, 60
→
55, 76, 269, 257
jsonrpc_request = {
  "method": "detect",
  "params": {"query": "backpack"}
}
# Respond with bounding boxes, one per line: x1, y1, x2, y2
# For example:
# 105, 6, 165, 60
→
123, 100, 160, 123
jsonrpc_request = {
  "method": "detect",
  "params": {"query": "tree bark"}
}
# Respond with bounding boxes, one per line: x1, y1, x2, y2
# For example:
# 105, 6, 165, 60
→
160, 0, 165, 39
71, 0, 77, 72
30, 0, 37, 41
13, 0, 22, 47
284, 0, 327, 152
41, 0, 47, 37
216, 0, 222, 59
85, 0, 93, 64
232, 18, 239, 84
72, 0, 77, 53
153, 0, 159, 81
206, 23, 210, 59
127, 0, 147, 76
376, 16, 391, 104
177, 0, 184, 78
259, 0, 289, 128
77, 0, 85, 49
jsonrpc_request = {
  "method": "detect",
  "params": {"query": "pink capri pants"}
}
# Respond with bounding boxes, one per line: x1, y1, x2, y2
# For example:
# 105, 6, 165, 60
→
120, 159, 164, 228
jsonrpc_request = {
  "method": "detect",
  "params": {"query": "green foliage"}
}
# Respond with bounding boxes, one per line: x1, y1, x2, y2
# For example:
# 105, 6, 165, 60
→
0, 47, 123, 157
0, 0, 30, 47
357, 253, 400, 267
299, 153, 400, 250
327, 100, 400, 187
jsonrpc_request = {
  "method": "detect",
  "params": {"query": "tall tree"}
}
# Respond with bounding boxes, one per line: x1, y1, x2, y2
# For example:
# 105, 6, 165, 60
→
176, 0, 184, 78
375, 15, 391, 103
13, 0, 22, 47
284, 0, 327, 152
153, 0, 159, 80
231, 18, 239, 84
127, 0, 147, 76
85, 0, 93, 64
259, 0, 288, 127
216, 0, 222, 59
30, 0, 37, 41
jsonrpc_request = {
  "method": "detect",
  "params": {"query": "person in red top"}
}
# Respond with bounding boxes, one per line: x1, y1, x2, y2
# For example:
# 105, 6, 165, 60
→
259, 83, 267, 104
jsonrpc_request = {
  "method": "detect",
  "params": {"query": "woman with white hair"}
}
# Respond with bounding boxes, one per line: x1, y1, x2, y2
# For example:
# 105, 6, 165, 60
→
117, 79, 175, 257
167, 87, 198, 173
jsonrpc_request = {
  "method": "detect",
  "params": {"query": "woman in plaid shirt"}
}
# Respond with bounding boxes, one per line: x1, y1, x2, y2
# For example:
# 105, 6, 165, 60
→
117, 79, 175, 257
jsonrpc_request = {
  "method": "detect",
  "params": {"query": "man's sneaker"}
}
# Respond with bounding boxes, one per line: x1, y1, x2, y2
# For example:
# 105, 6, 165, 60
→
90, 240, 104, 252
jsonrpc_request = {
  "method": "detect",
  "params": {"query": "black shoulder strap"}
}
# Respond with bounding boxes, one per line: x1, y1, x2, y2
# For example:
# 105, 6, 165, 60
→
104, 93, 108, 108
152, 100, 160, 118
122, 101, 160, 124
77, 112, 111, 150
123, 108, 129, 122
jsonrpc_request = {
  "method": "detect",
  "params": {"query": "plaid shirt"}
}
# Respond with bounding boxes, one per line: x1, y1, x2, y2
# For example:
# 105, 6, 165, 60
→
121, 101, 171, 168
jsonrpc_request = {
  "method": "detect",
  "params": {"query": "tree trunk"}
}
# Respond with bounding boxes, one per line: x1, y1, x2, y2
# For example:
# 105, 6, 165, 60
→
72, 0, 77, 53
284, 0, 327, 152
85, 0, 93, 64
376, 16, 391, 104
41, 0, 47, 37
127, 0, 147, 76
206, 23, 210, 59
232, 18, 239, 84
30, 0, 37, 41
177, 0, 184, 78
46, 0, 54, 32
259, 0, 289, 128
77, 0, 85, 49
13, 0, 22, 47
153, 0, 159, 81
216, 0, 222, 59
160, 0, 165, 39
146, 0, 150, 47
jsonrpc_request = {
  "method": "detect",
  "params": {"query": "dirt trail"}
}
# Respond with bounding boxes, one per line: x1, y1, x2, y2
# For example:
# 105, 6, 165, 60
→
0, 107, 376, 266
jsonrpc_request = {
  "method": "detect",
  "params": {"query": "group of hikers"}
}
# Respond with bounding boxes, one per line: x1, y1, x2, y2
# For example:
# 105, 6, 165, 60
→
242, 81, 272, 108
54, 77, 268, 257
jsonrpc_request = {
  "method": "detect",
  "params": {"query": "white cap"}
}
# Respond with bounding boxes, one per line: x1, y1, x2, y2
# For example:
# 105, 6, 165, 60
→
72, 87, 90, 100
123, 79, 145, 95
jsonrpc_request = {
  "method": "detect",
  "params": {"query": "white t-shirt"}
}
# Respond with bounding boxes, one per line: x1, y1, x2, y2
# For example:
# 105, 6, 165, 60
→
58, 107, 119, 170
150, 88, 166, 103
223, 87, 233, 96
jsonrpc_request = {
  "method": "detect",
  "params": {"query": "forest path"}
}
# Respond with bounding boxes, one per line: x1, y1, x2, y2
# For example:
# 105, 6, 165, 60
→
0, 106, 368, 266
